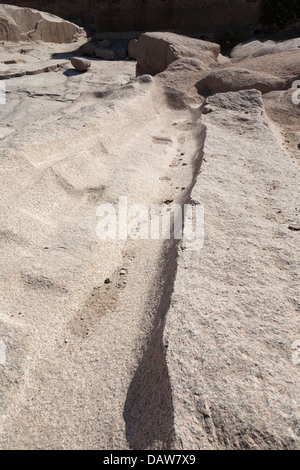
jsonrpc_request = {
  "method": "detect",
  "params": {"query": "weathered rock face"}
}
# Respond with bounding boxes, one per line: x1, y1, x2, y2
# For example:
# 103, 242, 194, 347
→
231, 38, 300, 59
230, 50, 300, 80
165, 89, 300, 450
0, 39, 205, 449
263, 88, 300, 160
0, 4, 85, 42
1, 4, 300, 450
196, 67, 293, 95
1, 0, 262, 34
136, 32, 220, 76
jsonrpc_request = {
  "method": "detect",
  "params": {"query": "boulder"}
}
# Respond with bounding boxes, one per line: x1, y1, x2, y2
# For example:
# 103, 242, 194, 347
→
97, 39, 111, 49
82, 42, 96, 57
231, 50, 300, 80
95, 48, 115, 60
196, 67, 293, 95
263, 88, 300, 157
135, 32, 220, 76
71, 57, 91, 72
0, 4, 85, 43
128, 39, 138, 59
114, 48, 127, 59
231, 38, 300, 59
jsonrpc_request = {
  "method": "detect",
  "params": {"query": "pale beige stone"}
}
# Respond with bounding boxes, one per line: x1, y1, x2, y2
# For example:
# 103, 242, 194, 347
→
71, 57, 91, 72
0, 4, 85, 43
135, 32, 220, 76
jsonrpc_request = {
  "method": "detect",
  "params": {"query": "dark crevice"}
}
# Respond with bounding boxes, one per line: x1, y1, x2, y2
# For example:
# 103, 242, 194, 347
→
123, 239, 179, 450
123, 108, 206, 450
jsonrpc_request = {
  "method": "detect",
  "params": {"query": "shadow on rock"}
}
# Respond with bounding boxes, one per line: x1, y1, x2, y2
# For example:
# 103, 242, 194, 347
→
123, 241, 179, 450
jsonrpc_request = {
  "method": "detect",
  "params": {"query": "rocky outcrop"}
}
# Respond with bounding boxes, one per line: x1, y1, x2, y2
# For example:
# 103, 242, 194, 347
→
0, 41, 203, 449
135, 32, 220, 76
0, 4, 85, 43
196, 67, 294, 95
231, 50, 300, 80
231, 38, 300, 59
263, 88, 300, 159
1, 18, 300, 451
165, 89, 300, 450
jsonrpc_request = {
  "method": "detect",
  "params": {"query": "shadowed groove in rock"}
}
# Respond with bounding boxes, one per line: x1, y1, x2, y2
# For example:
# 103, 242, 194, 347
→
123, 112, 206, 450
123, 240, 178, 450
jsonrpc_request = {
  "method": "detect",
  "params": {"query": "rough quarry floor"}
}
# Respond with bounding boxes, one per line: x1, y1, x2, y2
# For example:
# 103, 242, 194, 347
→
0, 40, 299, 450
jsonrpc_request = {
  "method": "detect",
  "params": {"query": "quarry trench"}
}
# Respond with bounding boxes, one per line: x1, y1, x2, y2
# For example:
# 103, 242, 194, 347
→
123, 110, 206, 450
